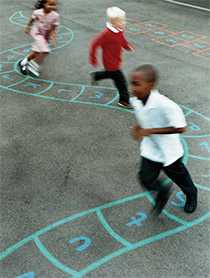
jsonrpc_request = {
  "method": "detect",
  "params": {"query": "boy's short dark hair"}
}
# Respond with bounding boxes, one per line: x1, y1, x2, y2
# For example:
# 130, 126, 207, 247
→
134, 64, 159, 83
34, 0, 47, 9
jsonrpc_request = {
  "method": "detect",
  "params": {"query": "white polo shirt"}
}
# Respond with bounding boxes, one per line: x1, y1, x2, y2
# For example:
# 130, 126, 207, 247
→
130, 90, 187, 166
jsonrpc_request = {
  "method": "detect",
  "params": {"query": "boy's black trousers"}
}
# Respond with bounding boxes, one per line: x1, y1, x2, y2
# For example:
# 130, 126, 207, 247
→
93, 70, 129, 103
138, 157, 197, 197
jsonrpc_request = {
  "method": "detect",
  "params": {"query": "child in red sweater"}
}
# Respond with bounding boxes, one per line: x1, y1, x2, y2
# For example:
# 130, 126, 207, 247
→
89, 7, 134, 108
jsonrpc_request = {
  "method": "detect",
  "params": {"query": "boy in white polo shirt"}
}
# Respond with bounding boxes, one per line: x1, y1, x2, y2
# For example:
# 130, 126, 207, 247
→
130, 64, 197, 214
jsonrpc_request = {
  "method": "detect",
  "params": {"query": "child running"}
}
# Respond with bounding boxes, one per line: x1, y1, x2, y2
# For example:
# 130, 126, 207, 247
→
18, 0, 59, 77
89, 7, 134, 108
129, 64, 197, 214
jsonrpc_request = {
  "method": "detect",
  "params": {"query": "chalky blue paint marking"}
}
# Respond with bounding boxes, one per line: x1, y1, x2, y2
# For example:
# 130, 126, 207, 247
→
96, 209, 132, 247
189, 122, 200, 131
23, 82, 41, 89
203, 171, 210, 178
7, 76, 29, 88
200, 141, 210, 153
78, 211, 210, 277
126, 211, 147, 227
34, 237, 79, 277
105, 93, 119, 105
0, 192, 148, 260
68, 236, 92, 252
2, 74, 13, 80
189, 154, 210, 161
35, 81, 54, 95
16, 272, 35, 278
71, 85, 85, 101
171, 191, 185, 208
0, 70, 18, 76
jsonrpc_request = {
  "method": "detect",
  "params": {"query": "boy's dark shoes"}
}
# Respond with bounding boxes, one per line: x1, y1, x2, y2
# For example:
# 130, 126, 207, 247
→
90, 72, 98, 86
118, 101, 133, 109
184, 191, 197, 213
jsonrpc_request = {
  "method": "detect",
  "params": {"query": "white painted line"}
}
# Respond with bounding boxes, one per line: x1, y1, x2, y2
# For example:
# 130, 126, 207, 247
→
163, 0, 210, 11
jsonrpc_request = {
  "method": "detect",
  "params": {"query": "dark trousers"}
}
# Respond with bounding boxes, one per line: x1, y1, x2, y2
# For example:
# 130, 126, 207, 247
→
93, 70, 129, 103
138, 157, 197, 197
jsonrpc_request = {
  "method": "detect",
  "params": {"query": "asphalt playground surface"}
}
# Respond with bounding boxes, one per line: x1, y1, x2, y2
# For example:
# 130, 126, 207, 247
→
0, 0, 210, 277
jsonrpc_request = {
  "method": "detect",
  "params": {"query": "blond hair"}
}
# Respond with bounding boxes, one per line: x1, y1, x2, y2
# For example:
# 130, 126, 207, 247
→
106, 7, 126, 20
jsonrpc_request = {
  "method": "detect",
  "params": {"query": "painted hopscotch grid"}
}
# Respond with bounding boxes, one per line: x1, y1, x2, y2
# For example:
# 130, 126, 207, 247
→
126, 19, 210, 58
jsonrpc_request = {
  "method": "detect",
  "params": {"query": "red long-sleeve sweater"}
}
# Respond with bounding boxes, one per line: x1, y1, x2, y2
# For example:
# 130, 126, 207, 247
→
89, 28, 132, 71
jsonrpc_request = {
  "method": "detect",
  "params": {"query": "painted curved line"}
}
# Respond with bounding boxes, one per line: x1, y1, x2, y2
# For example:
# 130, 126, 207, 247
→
96, 209, 132, 247
79, 211, 210, 277
34, 237, 79, 277
7, 76, 29, 88
71, 85, 86, 102
183, 134, 210, 138
0, 70, 16, 75
1, 12, 210, 277
1, 184, 209, 264
0, 192, 148, 260
189, 154, 210, 161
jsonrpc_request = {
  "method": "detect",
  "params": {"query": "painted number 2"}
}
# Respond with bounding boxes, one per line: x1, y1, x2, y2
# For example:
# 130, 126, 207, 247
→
126, 211, 147, 227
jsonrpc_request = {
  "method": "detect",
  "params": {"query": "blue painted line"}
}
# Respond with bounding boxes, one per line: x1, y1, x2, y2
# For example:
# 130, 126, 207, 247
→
35, 81, 54, 95
183, 134, 210, 138
162, 211, 188, 225
7, 76, 29, 88
0, 44, 31, 55
105, 93, 119, 105
96, 209, 132, 247
0, 192, 148, 260
16, 272, 35, 278
34, 237, 79, 277
196, 183, 210, 192
10, 49, 28, 55
0, 61, 14, 64
182, 105, 210, 123
0, 70, 15, 75
189, 154, 210, 161
71, 85, 85, 101
78, 211, 210, 277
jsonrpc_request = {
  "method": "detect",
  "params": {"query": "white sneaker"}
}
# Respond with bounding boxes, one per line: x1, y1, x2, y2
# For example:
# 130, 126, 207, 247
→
27, 64, 40, 77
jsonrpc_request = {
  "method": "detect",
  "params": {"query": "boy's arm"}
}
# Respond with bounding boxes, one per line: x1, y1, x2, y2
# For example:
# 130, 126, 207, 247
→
89, 32, 105, 67
131, 126, 186, 140
121, 33, 134, 51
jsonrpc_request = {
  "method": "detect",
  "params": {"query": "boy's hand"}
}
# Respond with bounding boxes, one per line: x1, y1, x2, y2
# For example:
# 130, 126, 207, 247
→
130, 125, 151, 140
129, 44, 135, 52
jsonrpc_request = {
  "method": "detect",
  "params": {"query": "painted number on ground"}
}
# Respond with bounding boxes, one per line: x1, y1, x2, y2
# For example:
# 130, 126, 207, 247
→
68, 236, 92, 252
126, 211, 147, 227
